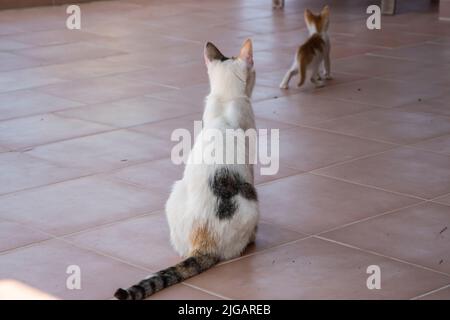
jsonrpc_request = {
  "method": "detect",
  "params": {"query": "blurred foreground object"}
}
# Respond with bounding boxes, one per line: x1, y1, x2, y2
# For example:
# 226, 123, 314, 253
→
0, 280, 58, 300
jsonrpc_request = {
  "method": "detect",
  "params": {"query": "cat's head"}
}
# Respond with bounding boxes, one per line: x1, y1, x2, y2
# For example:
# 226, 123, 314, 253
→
304, 5, 330, 35
204, 39, 255, 99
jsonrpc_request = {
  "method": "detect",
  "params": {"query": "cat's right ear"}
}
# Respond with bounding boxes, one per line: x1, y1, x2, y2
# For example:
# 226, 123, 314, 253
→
204, 42, 226, 65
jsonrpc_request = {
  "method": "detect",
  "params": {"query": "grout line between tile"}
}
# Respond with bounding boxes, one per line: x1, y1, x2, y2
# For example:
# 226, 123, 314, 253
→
181, 283, 231, 300
0, 154, 170, 198
0, 209, 163, 256
313, 235, 450, 277
295, 123, 402, 146
314, 201, 427, 236
410, 283, 450, 300
310, 171, 428, 201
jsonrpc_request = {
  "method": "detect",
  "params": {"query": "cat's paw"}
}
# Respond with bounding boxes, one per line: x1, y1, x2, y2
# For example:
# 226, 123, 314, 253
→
325, 75, 333, 80
279, 83, 289, 89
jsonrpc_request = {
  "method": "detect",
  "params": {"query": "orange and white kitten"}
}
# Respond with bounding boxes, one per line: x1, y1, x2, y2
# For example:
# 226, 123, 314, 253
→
280, 5, 331, 89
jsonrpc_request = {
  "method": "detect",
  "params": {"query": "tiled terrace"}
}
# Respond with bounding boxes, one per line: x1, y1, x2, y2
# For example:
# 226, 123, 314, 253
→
0, 0, 450, 299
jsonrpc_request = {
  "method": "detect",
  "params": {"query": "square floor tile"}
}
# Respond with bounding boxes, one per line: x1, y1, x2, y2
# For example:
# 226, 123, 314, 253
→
254, 93, 374, 126
0, 89, 83, 121
313, 78, 447, 108
57, 96, 199, 128
0, 114, 113, 149
28, 129, 171, 174
0, 176, 163, 236
313, 109, 450, 144
0, 220, 50, 253
315, 147, 450, 199
277, 126, 393, 171
257, 173, 419, 234
0, 239, 148, 299
322, 202, 450, 274
0, 152, 84, 195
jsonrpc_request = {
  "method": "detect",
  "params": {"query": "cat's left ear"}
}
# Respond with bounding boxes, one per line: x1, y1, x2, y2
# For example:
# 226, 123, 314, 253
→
204, 42, 226, 65
238, 38, 253, 68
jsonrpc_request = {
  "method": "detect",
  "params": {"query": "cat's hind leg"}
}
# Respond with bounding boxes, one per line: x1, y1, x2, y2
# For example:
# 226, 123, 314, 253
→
279, 60, 299, 89
310, 58, 325, 88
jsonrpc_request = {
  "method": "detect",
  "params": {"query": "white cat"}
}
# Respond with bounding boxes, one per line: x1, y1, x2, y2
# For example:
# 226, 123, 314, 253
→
115, 39, 259, 300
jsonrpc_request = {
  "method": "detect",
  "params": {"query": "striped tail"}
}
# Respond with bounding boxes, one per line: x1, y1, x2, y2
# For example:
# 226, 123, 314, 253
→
114, 253, 219, 300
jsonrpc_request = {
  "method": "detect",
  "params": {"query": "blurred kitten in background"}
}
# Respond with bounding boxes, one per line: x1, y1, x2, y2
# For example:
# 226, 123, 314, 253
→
272, 0, 284, 9
280, 5, 331, 89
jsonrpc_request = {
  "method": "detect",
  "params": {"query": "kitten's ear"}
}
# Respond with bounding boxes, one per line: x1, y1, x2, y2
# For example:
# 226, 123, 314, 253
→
304, 9, 313, 23
321, 5, 330, 18
204, 42, 226, 64
321, 5, 330, 29
238, 38, 253, 67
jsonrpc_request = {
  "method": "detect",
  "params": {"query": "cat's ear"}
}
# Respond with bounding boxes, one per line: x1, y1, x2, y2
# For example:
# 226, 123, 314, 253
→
238, 38, 253, 68
304, 9, 313, 23
321, 5, 330, 19
321, 5, 330, 29
204, 42, 226, 64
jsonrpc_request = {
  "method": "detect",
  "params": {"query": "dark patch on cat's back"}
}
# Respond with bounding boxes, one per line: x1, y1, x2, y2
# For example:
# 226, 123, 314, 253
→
239, 182, 257, 201
209, 167, 257, 220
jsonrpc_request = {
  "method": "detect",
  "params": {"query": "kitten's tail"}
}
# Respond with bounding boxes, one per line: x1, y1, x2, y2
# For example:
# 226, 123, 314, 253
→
114, 252, 219, 300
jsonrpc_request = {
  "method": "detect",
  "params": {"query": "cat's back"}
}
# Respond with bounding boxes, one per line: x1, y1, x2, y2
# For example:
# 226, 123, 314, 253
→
299, 33, 325, 56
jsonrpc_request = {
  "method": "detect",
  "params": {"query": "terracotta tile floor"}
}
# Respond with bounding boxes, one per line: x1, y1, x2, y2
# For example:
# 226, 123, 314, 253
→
0, 0, 450, 300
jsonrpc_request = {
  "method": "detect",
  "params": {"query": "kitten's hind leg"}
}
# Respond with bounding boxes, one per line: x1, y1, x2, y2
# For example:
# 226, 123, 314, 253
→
280, 62, 299, 89
310, 60, 325, 88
